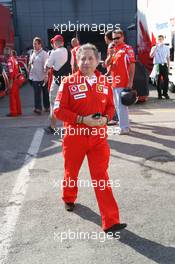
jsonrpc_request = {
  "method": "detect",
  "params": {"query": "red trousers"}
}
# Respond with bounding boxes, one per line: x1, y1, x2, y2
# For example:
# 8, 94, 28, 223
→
9, 80, 22, 116
62, 133, 120, 230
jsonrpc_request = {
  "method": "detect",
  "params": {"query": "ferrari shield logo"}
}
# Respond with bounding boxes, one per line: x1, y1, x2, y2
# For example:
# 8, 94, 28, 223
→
96, 84, 103, 93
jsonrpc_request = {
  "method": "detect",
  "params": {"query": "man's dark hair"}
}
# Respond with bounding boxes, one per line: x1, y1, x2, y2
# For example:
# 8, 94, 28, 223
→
112, 29, 124, 36
158, 35, 164, 39
105, 30, 113, 41
11, 50, 17, 56
33, 37, 42, 45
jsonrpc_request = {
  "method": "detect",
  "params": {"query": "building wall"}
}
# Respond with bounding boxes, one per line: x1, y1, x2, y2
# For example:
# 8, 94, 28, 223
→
14, 0, 137, 52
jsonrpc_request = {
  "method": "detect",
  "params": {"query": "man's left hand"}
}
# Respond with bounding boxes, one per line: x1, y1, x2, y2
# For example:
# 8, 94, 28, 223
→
127, 82, 133, 89
43, 74, 48, 84
98, 116, 108, 126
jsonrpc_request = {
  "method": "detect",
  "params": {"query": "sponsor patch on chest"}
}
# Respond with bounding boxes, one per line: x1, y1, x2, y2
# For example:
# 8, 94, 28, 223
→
96, 84, 108, 95
69, 83, 88, 94
74, 93, 86, 100
78, 84, 88, 92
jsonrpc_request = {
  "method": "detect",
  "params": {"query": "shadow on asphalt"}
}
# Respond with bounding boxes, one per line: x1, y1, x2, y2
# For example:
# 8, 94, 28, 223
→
120, 229, 175, 264
123, 122, 175, 150
108, 139, 175, 161
73, 203, 101, 226
0, 133, 62, 174
73, 203, 175, 264
132, 122, 175, 136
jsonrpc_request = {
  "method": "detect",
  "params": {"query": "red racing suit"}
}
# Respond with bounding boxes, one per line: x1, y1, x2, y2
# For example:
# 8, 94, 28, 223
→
7, 56, 22, 116
110, 43, 136, 88
54, 69, 121, 230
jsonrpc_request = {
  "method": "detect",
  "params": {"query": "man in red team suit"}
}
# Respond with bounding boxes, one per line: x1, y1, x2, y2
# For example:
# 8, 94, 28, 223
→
54, 43, 127, 233
6, 50, 22, 117
105, 29, 135, 135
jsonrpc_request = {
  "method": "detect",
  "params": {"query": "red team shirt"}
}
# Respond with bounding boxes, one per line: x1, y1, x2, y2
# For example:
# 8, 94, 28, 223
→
7, 56, 19, 80
54, 69, 114, 126
110, 43, 135, 88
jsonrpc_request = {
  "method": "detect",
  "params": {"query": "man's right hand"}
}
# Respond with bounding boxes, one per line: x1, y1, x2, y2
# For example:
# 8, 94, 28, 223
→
83, 115, 103, 127
9, 80, 13, 89
108, 48, 115, 56
43, 74, 48, 84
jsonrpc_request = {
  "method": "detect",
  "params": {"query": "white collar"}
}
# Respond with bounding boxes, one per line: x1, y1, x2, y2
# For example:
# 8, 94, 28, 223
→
86, 74, 97, 86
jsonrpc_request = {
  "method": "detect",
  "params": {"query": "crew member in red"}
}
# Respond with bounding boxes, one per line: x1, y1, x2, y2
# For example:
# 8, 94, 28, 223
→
105, 29, 135, 135
6, 50, 22, 117
70, 38, 80, 73
54, 43, 127, 233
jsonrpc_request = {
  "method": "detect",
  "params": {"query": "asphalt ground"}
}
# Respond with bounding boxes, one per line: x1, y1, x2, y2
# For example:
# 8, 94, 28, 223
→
0, 82, 175, 264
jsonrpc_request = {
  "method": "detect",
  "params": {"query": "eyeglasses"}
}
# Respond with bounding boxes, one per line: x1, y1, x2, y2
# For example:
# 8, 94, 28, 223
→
112, 36, 122, 40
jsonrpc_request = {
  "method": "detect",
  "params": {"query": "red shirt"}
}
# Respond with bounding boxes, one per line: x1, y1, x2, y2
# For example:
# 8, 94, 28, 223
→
7, 56, 19, 80
110, 43, 135, 88
54, 70, 114, 127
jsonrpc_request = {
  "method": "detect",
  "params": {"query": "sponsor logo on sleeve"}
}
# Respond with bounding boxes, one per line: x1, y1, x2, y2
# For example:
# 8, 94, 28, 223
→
54, 101, 60, 109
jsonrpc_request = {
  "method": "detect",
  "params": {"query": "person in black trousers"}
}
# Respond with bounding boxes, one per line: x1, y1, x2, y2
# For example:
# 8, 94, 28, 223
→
150, 35, 170, 99
29, 37, 50, 114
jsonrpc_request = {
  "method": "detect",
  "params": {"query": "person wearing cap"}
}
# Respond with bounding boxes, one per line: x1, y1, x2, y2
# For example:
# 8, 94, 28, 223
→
70, 38, 80, 73
44, 34, 68, 134
29, 37, 49, 114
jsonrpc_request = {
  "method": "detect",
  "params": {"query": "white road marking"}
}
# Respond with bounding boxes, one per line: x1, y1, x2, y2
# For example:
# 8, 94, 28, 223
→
0, 128, 44, 264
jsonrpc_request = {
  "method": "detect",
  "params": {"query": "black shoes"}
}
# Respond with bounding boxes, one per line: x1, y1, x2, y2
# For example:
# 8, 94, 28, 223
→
44, 108, 50, 112
44, 126, 55, 134
162, 94, 170, 99
6, 113, 14, 117
33, 109, 42, 115
64, 202, 75, 212
6, 113, 21, 117
158, 94, 170, 99
104, 223, 127, 233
